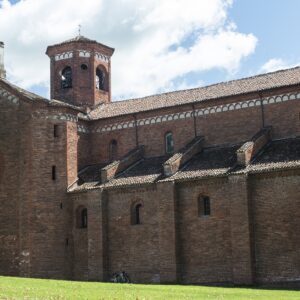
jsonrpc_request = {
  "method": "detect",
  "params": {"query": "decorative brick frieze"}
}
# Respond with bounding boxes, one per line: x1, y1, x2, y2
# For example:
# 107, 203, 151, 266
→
54, 51, 73, 61
95, 52, 109, 63
78, 50, 91, 58
31, 111, 78, 122
93, 92, 300, 133
0, 87, 19, 105
77, 124, 90, 133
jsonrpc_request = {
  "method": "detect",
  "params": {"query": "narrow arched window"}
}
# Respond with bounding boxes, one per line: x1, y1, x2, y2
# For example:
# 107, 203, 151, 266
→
61, 66, 72, 89
81, 208, 88, 228
52, 165, 56, 180
198, 196, 211, 217
132, 203, 142, 225
165, 132, 174, 154
109, 139, 118, 161
96, 66, 107, 91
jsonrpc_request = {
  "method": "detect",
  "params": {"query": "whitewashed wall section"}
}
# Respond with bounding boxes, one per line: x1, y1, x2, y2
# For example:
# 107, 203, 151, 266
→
54, 51, 73, 61
93, 92, 300, 133
0, 87, 19, 105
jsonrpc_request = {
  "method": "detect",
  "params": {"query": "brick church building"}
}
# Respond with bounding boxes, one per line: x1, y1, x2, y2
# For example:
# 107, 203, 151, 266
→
0, 35, 300, 286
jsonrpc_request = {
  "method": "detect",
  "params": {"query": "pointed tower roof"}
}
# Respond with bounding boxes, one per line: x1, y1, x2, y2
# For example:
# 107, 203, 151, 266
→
46, 35, 114, 54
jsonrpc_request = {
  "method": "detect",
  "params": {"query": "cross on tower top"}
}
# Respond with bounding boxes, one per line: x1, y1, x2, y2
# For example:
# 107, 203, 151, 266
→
78, 24, 82, 36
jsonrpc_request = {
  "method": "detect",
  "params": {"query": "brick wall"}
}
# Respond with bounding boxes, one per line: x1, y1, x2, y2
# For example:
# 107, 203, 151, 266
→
176, 178, 233, 284
47, 41, 113, 106
78, 136, 90, 169
264, 100, 300, 139
228, 175, 253, 285
0, 97, 24, 276
27, 113, 74, 279
83, 86, 300, 166
106, 186, 161, 283
251, 170, 300, 284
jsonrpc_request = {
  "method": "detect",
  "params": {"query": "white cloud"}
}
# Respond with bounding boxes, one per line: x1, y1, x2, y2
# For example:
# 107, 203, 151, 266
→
0, 0, 257, 100
260, 58, 299, 73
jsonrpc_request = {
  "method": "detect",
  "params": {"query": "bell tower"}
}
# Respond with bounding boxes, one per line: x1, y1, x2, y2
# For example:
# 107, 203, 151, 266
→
46, 35, 114, 107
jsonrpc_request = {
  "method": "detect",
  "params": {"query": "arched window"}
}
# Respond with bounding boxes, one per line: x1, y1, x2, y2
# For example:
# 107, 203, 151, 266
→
96, 66, 107, 91
132, 203, 142, 225
109, 139, 118, 161
165, 132, 174, 154
198, 196, 211, 217
61, 66, 72, 89
81, 208, 88, 228
0, 152, 4, 184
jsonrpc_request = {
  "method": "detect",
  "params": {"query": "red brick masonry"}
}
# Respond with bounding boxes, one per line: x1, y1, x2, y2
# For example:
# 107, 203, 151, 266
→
0, 36, 300, 286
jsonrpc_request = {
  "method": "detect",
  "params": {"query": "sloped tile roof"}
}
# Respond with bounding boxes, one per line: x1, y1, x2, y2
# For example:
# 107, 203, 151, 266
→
47, 35, 114, 52
60, 35, 96, 44
244, 138, 300, 174
88, 67, 300, 120
166, 144, 240, 181
0, 78, 46, 102
69, 138, 300, 192
0, 78, 84, 111
70, 156, 167, 191
104, 156, 166, 188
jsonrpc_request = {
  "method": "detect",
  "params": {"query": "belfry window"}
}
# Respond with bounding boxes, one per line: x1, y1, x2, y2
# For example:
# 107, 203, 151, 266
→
109, 139, 118, 161
165, 132, 174, 154
96, 67, 107, 91
61, 66, 72, 89
132, 203, 142, 225
198, 196, 211, 217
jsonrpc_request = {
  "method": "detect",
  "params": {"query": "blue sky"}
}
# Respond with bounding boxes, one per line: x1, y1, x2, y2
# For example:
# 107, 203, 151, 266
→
231, 0, 300, 74
1, 0, 300, 100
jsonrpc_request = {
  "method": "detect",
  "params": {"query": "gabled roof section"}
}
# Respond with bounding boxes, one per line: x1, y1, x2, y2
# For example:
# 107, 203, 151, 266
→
61, 35, 96, 44
0, 78, 46, 102
0, 78, 84, 112
88, 67, 300, 120
46, 35, 115, 54
69, 137, 300, 193
167, 144, 240, 181
70, 156, 167, 192
245, 138, 300, 173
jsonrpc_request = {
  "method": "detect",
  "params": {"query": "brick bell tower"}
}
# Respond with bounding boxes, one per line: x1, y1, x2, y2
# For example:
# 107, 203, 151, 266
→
46, 35, 114, 107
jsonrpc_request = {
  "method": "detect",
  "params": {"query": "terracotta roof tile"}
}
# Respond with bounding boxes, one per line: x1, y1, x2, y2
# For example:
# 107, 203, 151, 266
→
70, 156, 167, 191
103, 156, 166, 188
165, 144, 240, 181
88, 67, 300, 120
69, 138, 300, 192
245, 138, 300, 174
47, 35, 114, 52
0, 78, 84, 112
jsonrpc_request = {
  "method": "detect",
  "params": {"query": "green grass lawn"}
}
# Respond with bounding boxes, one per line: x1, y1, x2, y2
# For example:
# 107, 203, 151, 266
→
0, 276, 299, 300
